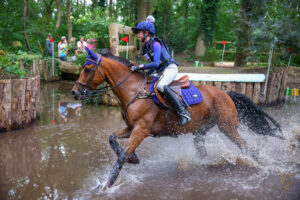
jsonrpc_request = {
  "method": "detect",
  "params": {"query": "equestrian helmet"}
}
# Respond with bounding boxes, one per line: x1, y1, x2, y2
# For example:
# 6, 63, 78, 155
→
132, 21, 155, 35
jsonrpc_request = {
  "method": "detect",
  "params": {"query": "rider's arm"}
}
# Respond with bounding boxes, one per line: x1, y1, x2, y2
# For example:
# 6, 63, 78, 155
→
143, 42, 161, 69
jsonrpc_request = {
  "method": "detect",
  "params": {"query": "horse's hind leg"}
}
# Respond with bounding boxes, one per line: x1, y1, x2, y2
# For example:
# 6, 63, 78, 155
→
193, 121, 216, 157
215, 102, 247, 151
193, 132, 207, 157
109, 127, 140, 164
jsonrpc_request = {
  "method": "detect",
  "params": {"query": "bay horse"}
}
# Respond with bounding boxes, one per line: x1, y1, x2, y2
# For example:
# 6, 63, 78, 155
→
71, 48, 282, 188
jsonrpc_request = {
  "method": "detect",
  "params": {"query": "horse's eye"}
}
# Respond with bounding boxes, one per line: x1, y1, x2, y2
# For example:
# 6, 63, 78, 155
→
84, 68, 91, 73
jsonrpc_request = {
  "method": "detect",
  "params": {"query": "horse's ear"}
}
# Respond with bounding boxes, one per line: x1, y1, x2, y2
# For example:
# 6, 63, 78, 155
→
85, 46, 92, 55
85, 46, 98, 59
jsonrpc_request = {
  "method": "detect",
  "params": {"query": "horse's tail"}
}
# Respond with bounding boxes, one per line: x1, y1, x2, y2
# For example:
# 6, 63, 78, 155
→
227, 91, 284, 140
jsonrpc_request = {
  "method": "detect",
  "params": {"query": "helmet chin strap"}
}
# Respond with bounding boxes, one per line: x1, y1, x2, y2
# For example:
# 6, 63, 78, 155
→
142, 32, 146, 42
142, 32, 150, 43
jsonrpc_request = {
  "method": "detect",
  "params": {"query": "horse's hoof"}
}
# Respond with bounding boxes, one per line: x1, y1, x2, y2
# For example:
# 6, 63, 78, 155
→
127, 152, 140, 164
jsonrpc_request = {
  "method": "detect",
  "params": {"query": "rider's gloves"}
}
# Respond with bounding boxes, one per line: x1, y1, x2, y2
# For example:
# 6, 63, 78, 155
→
130, 65, 140, 71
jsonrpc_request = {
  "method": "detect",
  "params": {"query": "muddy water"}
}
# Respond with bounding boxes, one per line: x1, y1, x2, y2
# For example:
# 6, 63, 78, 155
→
0, 81, 299, 200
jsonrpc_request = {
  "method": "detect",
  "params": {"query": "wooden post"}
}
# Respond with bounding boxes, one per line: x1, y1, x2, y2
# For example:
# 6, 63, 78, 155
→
0, 76, 40, 132
245, 83, 254, 99
0, 79, 12, 131
213, 81, 222, 90
109, 23, 120, 56
253, 82, 261, 104
278, 68, 288, 102
265, 72, 276, 104
109, 23, 137, 58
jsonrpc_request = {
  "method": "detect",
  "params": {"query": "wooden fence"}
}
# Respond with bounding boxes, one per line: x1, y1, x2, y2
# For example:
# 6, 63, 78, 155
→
98, 68, 288, 106
109, 23, 136, 59
19, 59, 60, 81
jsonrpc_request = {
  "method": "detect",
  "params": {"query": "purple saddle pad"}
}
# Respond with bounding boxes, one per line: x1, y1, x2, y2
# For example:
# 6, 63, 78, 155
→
149, 77, 203, 109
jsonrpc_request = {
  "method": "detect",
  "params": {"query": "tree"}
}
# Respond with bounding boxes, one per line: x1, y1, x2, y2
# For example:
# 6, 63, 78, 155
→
23, 0, 32, 54
67, 0, 72, 42
137, 0, 152, 22
199, 0, 220, 47
56, 0, 61, 29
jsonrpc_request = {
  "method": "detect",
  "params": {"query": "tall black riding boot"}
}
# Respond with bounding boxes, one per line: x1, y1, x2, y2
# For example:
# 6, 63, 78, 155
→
163, 85, 191, 126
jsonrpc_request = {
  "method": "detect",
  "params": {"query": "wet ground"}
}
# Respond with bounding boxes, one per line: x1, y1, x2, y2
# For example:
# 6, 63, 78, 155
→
0, 81, 299, 200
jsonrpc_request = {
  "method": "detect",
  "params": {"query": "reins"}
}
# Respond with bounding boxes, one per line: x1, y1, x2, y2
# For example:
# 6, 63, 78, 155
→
76, 55, 152, 123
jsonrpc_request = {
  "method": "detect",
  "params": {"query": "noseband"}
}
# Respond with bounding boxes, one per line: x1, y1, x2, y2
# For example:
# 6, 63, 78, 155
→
75, 54, 105, 96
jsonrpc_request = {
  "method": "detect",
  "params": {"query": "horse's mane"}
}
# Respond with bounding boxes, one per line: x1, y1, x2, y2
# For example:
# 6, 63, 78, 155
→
98, 48, 131, 67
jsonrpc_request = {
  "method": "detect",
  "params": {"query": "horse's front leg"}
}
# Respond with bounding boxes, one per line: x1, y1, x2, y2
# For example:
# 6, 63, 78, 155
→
106, 125, 149, 188
109, 127, 139, 164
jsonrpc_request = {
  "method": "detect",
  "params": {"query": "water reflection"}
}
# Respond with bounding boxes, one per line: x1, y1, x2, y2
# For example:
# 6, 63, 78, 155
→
0, 81, 299, 200
58, 101, 81, 122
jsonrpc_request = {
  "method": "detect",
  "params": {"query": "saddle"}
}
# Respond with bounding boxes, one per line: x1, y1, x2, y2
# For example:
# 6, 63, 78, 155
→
154, 75, 190, 108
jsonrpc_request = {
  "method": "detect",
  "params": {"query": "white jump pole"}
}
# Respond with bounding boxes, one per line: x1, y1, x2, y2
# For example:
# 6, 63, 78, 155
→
264, 37, 278, 96
288, 55, 292, 67
126, 42, 128, 59
52, 42, 54, 77
221, 44, 226, 63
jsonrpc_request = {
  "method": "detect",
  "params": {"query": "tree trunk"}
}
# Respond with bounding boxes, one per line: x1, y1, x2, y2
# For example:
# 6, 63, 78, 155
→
137, 0, 147, 21
23, 0, 32, 54
146, 1, 152, 16
56, 0, 61, 29
43, 0, 55, 19
195, 35, 206, 56
109, 0, 113, 18
67, 0, 72, 42
234, 0, 251, 67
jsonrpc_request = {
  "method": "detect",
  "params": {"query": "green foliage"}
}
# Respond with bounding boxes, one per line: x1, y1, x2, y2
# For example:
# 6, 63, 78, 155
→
75, 53, 88, 66
214, 0, 239, 43
0, 51, 43, 78
75, 8, 112, 48
0, 55, 26, 78
199, 0, 220, 47
0, 0, 299, 67
153, 0, 190, 53
201, 47, 221, 62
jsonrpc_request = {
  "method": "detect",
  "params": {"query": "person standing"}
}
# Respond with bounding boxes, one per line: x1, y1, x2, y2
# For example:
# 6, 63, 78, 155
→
58, 36, 68, 61
76, 37, 87, 54
46, 33, 54, 57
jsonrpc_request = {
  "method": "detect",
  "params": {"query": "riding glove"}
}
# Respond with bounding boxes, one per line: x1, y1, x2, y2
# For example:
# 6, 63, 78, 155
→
130, 65, 140, 72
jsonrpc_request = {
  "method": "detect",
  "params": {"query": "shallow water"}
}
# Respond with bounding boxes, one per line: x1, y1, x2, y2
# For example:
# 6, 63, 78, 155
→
0, 81, 299, 200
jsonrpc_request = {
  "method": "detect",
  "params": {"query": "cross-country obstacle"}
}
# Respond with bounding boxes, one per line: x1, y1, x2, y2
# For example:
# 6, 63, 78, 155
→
108, 23, 136, 59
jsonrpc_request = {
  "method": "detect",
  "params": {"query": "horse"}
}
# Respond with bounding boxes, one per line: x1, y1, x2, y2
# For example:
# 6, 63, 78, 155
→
71, 48, 282, 188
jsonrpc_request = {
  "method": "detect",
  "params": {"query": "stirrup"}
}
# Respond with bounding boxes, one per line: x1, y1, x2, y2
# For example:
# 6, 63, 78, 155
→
179, 115, 191, 126
179, 113, 191, 121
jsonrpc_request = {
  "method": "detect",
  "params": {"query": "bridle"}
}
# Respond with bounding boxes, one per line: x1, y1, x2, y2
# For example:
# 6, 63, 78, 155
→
75, 53, 138, 100
74, 53, 151, 122
75, 53, 104, 96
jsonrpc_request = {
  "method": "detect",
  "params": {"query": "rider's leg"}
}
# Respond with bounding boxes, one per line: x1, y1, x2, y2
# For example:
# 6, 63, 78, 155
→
163, 85, 191, 126
157, 64, 191, 126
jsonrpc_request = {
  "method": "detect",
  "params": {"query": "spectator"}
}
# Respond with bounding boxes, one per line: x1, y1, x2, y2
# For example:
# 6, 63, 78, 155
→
58, 36, 68, 61
87, 38, 96, 50
46, 33, 54, 57
76, 37, 87, 55
57, 36, 66, 57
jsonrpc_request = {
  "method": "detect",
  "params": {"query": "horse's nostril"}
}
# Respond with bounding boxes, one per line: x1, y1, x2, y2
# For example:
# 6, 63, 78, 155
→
71, 90, 76, 96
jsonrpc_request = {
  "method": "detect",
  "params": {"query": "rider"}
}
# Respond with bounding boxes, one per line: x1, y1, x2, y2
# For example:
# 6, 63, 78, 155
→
131, 21, 191, 126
